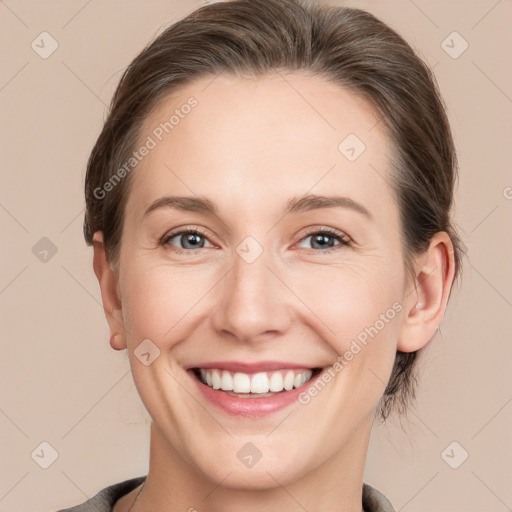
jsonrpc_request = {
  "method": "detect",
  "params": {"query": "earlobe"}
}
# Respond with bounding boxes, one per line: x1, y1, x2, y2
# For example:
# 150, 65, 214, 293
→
397, 232, 456, 353
92, 232, 127, 351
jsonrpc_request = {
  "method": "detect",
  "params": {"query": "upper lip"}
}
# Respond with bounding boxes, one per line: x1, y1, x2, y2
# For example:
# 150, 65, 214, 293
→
185, 361, 320, 373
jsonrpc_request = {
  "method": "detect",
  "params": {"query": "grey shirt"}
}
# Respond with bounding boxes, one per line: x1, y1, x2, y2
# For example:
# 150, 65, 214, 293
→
56, 475, 396, 512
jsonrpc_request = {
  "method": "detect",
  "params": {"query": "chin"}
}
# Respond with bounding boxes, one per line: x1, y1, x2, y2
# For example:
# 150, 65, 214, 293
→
189, 439, 313, 491
202, 463, 301, 491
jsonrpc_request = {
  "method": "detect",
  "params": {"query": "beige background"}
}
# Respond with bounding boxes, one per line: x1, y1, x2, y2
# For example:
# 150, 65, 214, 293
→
0, 0, 511, 511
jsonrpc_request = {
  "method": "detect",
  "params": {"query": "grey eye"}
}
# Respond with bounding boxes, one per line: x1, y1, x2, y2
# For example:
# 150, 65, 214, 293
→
164, 230, 213, 250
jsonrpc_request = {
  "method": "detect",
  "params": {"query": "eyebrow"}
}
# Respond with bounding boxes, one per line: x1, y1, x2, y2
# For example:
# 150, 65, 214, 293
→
143, 194, 372, 219
284, 194, 371, 218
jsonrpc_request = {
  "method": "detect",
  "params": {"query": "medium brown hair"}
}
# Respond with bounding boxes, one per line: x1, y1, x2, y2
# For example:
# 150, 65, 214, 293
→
83, 0, 463, 421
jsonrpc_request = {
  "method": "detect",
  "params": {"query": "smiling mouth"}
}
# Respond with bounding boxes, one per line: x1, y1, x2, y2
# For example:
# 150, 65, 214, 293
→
191, 367, 323, 397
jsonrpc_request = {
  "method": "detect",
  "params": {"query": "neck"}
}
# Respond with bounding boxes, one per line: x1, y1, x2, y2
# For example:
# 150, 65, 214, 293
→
131, 420, 371, 512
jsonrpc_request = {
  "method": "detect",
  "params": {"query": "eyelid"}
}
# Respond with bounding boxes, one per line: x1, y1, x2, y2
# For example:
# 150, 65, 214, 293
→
298, 226, 351, 243
160, 225, 216, 249
293, 226, 351, 252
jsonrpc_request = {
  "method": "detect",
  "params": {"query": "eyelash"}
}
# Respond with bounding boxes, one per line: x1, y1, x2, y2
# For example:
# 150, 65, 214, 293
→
160, 226, 351, 255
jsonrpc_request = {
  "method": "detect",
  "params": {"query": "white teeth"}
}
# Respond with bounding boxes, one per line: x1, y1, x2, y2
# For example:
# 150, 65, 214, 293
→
198, 368, 314, 393
211, 370, 221, 390
233, 372, 251, 393
269, 372, 284, 392
284, 370, 295, 390
251, 372, 270, 393
221, 370, 233, 391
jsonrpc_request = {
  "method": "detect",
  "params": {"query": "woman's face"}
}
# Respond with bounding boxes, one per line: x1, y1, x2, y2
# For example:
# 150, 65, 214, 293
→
107, 72, 416, 488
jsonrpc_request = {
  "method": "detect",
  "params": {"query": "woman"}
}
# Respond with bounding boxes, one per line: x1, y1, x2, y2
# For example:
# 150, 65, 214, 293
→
58, 0, 462, 510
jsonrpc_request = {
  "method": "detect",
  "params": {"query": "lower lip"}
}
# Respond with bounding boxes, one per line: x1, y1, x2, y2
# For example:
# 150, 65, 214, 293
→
188, 369, 322, 416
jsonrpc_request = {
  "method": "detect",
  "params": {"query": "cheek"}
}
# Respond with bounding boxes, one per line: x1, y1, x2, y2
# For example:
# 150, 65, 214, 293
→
119, 261, 217, 346
295, 259, 403, 339
294, 259, 404, 399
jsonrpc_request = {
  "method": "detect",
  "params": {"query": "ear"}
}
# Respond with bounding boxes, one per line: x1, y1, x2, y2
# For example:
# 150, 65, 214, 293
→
397, 231, 456, 353
92, 232, 126, 351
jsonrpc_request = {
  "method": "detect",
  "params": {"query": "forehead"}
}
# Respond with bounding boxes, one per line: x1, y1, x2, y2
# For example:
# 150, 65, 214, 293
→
128, 72, 396, 220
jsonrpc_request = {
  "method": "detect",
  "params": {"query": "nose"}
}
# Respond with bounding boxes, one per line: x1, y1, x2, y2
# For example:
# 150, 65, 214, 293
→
211, 243, 292, 344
